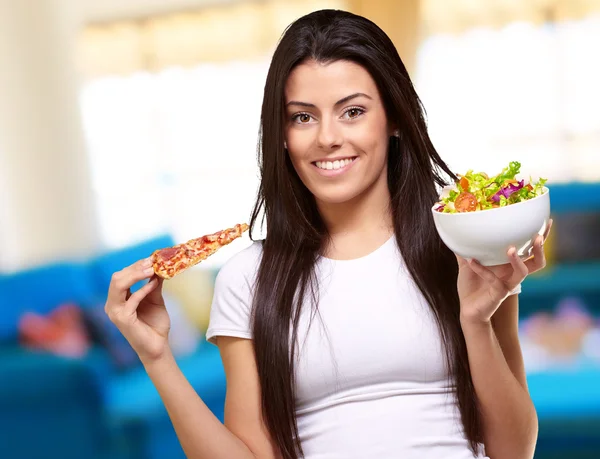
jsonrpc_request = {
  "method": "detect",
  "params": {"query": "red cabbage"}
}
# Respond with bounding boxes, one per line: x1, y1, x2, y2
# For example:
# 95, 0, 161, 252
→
491, 180, 524, 203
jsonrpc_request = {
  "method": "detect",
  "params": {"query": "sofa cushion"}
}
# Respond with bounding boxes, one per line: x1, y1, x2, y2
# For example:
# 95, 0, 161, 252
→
0, 263, 99, 342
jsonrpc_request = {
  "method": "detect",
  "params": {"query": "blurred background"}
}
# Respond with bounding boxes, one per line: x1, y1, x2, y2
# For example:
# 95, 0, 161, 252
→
0, 0, 599, 458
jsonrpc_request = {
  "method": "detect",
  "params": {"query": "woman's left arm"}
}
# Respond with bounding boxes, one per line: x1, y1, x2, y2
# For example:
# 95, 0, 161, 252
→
461, 294, 536, 459
456, 219, 552, 459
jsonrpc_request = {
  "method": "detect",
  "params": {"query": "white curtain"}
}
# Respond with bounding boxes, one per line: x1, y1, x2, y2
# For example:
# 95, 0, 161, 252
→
80, 59, 270, 266
414, 15, 600, 182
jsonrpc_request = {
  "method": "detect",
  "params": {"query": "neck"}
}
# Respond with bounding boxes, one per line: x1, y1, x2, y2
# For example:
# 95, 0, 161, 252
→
317, 170, 393, 260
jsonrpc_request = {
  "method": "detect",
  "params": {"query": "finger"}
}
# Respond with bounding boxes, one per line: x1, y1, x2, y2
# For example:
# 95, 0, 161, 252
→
107, 257, 155, 305
524, 234, 546, 274
542, 218, 553, 241
107, 258, 154, 305
507, 246, 529, 282
122, 277, 160, 318
455, 253, 469, 267
468, 259, 509, 295
145, 276, 165, 303
136, 276, 165, 307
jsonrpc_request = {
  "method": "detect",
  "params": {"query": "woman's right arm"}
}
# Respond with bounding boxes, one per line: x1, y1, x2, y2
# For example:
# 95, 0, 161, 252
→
142, 337, 279, 459
105, 259, 279, 459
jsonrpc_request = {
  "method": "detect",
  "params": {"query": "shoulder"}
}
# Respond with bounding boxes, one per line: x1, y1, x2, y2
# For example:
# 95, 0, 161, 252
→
214, 240, 263, 292
207, 241, 263, 344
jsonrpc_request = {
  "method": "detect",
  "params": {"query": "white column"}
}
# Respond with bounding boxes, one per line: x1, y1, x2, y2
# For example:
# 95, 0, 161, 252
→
0, 0, 99, 272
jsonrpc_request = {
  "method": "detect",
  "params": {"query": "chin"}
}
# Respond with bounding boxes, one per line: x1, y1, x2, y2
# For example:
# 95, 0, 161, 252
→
310, 186, 364, 205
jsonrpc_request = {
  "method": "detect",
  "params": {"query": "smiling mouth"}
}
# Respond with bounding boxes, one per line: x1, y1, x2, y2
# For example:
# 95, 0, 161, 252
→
312, 157, 358, 171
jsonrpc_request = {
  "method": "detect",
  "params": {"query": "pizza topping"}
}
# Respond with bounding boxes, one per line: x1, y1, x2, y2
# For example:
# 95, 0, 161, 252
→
156, 247, 179, 261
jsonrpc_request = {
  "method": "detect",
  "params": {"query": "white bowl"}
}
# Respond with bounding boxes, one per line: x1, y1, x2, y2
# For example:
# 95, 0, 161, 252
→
431, 187, 551, 266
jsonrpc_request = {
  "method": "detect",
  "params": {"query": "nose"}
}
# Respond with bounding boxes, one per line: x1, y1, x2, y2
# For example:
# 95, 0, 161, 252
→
316, 118, 342, 151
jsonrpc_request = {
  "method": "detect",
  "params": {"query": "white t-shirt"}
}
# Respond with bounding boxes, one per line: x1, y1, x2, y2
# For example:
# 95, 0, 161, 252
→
207, 236, 520, 459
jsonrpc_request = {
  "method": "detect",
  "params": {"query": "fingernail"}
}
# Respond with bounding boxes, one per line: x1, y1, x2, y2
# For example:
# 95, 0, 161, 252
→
144, 267, 154, 276
142, 258, 153, 268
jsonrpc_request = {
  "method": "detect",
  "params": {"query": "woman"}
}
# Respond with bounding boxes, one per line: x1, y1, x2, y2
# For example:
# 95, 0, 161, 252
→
105, 9, 550, 459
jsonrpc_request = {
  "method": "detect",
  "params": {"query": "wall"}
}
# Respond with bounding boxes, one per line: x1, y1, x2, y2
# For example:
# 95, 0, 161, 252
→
0, 0, 99, 272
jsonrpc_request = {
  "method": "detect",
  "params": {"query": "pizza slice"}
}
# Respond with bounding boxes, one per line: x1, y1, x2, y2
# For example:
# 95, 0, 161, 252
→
152, 223, 249, 279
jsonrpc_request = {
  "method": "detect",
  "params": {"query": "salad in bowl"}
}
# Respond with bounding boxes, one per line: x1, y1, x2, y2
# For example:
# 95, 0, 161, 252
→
431, 162, 551, 266
435, 161, 547, 214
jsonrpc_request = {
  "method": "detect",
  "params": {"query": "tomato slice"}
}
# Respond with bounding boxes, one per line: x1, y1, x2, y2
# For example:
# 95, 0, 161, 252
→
459, 176, 469, 191
454, 192, 478, 212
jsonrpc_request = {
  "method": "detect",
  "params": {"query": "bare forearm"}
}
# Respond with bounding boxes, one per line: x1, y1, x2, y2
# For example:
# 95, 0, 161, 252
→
142, 348, 256, 459
461, 319, 538, 459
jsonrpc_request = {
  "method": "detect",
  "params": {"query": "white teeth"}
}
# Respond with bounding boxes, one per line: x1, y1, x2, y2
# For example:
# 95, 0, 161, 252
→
315, 158, 355, 170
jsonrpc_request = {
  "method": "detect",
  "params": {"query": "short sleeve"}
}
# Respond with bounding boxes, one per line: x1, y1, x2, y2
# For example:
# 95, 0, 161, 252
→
205, 242, 261, 345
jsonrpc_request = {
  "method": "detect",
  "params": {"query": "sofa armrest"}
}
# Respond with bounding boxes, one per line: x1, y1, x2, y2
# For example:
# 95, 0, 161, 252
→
0, 347, 110, 459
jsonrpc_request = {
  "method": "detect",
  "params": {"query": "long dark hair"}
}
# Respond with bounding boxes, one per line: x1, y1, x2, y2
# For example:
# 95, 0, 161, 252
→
249, 9, 479, 458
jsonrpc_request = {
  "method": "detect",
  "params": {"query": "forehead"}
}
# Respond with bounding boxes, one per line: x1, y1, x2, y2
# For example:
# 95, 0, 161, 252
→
285, 59, 379, 104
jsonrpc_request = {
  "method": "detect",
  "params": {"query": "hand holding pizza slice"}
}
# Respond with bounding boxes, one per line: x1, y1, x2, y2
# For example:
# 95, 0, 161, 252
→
152, 223, 249, 279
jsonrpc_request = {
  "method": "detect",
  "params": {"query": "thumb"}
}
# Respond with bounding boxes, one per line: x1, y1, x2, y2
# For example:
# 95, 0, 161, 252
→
145, 276, 165, 303
455, 253, 468, 267
122, 277, 161, 318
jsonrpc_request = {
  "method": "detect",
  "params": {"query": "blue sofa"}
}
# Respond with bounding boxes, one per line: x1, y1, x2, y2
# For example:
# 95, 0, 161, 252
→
0, 235, 226, 459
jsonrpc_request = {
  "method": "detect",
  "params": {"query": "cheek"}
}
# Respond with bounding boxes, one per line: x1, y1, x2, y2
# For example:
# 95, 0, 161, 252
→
286, 148, 313, 184
286, 128, 311, 151
286, 132, 314, 167
288, 153, 306, 176
350, 123, 389, 163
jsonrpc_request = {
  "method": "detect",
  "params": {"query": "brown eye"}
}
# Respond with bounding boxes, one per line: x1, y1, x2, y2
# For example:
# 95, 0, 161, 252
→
344, 107, 364, 119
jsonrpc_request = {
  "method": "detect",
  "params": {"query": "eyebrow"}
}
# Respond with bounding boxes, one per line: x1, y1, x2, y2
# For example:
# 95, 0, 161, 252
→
286, 92, 372, 108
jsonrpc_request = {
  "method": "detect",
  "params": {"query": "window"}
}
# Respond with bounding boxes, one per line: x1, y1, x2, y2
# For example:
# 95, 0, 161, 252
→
80, 59, 270, 265
414, 15, 600, 183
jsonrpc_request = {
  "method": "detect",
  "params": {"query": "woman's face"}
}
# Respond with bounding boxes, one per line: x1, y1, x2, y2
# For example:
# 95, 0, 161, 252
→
284, 59, 393, 206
